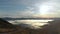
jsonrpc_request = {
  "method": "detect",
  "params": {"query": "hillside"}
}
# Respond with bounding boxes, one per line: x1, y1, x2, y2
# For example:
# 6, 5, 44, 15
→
0, 18, 41, 34
0, 18, 60, 34
39, 20, 60, 34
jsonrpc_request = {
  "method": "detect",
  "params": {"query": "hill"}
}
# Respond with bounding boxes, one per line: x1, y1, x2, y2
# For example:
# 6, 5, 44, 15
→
0, 18, 41, 34
1, 18, 60, 34
39, 20, 60, 34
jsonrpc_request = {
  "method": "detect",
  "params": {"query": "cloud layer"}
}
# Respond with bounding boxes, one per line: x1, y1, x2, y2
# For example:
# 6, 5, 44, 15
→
0, 0, 60, 18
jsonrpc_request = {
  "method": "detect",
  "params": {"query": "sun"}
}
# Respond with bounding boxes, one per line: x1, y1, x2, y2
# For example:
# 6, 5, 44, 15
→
39, 4, 53, 15
33, 2, 54, 18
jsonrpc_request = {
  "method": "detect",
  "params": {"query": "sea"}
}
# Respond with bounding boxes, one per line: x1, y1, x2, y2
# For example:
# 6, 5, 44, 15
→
8, 19, 53, 29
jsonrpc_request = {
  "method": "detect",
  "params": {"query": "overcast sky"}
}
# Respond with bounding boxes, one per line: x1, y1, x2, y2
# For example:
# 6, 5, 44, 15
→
0, 0, 60, 18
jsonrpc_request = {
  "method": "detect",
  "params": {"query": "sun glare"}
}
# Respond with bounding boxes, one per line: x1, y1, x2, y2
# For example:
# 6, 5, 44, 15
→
39, 4, 53, 15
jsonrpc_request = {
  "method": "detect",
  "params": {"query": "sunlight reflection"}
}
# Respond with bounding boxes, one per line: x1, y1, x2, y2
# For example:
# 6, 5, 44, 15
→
8, 20, 53, 29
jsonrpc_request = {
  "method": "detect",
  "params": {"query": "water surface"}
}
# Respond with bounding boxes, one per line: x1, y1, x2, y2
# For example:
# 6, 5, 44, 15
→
8, 19, 53, 29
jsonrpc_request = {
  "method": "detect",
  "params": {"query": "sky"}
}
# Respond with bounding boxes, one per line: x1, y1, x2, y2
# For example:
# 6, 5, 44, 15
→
0, 0, 60, 18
